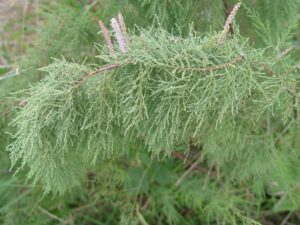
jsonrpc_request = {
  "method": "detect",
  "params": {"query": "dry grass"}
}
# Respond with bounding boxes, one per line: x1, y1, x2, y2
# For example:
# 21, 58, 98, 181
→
0, 0, 36, 65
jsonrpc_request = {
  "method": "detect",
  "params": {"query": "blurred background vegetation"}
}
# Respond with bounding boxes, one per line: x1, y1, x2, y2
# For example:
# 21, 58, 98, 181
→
0, 0, 300, 224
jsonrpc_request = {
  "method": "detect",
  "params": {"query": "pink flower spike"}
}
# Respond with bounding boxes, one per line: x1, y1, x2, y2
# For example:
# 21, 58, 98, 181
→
111, 18, 127, 53
117, 13, 129, 47
98, 20, 116, 57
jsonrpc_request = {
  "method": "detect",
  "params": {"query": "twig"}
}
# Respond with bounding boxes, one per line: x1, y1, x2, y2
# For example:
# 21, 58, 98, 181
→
75, 63, 120, 87
218, 2, 241, 44
141, 198, 151, 210
222, 0, 234, 35
171, 151, 211, 174
289, 87, 298, 121
280, 65, 299, 129
0, 68, 19, 81
282, 64, 300, 76
75, 53, 243, 89
274, 120, 293, 143
164, 54, 244, 72
276, 46, 293, 60
252, 62, 276, 76
200, 54, 244, 71
71, 203, 95, 213
136, 204, 149, 225
0, 108, 13, 117
175, 156, 203, 187
280, 211, 293, 225
0, 64, 13, 69
38, 206, 65, 224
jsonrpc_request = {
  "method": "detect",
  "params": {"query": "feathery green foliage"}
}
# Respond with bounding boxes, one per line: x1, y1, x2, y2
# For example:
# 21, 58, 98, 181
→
6, 27, 280, 192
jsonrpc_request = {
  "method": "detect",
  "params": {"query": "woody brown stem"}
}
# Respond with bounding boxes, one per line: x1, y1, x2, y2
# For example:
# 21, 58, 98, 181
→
223, 0, 234, 35
175, 155, 203, 187
164, 54, 244, 72
75, 63, 120, 87
171, 151, 215, 176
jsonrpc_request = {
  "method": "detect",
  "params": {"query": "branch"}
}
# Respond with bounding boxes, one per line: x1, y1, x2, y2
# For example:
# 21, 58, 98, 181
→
172, 151, 210, 174
283, 64, 300, 76
38, 206, 65, 224
175, 155, 203, 187
163, 54, 244, 72
0, 64, 14, 69
0, 68, 20, 81
74, 54, 244, 88
222, 0, 234, 35
75, 63, 120, 87
218, 2, 241, 44
276, 46, 293, 60
136, 204, 149, 225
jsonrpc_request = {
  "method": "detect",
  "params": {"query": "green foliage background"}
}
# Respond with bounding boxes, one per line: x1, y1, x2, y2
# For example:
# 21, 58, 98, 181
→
0, 0, 300, 224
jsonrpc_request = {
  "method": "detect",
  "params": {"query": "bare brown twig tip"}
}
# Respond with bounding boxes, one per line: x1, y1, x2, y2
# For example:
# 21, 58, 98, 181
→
276, 46, 293, 60
217, 2, 241, 45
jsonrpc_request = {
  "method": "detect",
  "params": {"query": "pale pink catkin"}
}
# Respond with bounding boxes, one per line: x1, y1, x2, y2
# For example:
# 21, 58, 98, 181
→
111, 18, 127, 53
117, 13, 129, 47
98, 20, 116, 57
